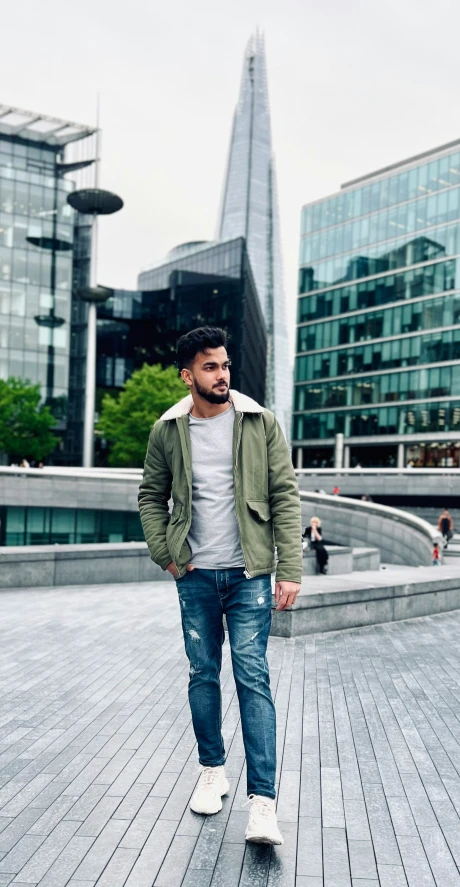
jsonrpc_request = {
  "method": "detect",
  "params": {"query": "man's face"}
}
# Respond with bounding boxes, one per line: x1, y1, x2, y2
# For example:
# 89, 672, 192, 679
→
182, 346, 231, 404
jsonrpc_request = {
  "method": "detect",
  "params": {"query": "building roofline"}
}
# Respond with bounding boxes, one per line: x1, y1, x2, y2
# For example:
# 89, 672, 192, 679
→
0, 104, 96, 147
341, 136, 460, 189
138, 236, 246, 276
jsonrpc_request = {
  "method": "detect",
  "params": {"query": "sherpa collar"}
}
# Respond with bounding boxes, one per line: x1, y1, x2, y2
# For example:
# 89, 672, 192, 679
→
159, 389, 264, 421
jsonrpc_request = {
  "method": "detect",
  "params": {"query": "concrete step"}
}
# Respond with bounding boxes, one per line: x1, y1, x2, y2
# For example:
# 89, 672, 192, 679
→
352, 547, 381, 571
271, 563, 460, 637
443, 549, 460, 562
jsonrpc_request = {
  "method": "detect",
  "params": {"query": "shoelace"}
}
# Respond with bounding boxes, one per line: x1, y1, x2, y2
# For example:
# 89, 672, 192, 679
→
243, 794, 274, 818
195, 766, 222, 786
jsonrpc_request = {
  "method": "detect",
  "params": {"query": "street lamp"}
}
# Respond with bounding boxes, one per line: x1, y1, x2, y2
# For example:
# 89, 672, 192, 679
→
67, 187, 123, 467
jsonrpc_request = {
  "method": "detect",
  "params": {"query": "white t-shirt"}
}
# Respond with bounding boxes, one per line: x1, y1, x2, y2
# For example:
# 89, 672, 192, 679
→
187, 405, 244, 569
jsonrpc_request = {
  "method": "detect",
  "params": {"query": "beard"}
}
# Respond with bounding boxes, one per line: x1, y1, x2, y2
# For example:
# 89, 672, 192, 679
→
194, 378, 230, 405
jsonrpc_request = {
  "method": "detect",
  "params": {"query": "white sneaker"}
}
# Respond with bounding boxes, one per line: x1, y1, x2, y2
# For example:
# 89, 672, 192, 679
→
190, 766, 229, 815
245, 794, 284, 845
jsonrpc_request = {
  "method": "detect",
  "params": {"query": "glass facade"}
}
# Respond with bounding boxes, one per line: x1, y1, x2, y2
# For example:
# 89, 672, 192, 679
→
0, 108, 95, 465
92, 238, 267, 465
0, 137, 74, 412
0, 505, 143, 546
295, 139, 460, 466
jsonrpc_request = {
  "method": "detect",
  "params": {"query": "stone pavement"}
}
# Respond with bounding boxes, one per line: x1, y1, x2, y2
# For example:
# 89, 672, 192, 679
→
1, 585, 460, 885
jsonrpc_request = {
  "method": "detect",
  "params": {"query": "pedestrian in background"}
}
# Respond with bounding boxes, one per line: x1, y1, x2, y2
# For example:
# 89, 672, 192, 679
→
432, 542, 440, 566
303, 516, 328, 574
437, 508, 454, 549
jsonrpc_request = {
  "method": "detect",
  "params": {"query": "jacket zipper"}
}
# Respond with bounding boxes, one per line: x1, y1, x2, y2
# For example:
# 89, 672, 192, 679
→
234, 413, 252, 579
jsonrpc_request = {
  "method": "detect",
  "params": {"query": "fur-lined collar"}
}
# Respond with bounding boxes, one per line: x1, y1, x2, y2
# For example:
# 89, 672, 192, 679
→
159, 389, 264, 421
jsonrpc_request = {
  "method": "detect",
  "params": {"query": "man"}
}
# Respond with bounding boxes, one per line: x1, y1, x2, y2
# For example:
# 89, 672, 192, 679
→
139, 326, 301, 845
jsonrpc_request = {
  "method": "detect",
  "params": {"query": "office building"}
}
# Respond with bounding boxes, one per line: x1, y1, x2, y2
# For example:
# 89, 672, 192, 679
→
217, 32, 291, 437
0, 104, 95, 461
294, 139, 460, 468
93, 237, 266, 459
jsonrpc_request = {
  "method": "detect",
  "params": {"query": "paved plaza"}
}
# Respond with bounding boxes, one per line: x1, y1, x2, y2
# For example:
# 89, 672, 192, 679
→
1, 585, 460, 885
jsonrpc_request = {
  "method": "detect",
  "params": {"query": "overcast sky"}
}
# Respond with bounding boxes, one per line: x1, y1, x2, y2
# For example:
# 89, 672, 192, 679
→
4, 0, 460, 348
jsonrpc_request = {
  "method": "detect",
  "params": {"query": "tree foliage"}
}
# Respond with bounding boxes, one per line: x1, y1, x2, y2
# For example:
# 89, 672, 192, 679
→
97, 363, 186, 467
0, 377, 59, 463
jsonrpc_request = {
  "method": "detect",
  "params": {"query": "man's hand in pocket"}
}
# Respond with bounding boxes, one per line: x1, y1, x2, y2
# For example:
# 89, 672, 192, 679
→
166, 562, 194, 578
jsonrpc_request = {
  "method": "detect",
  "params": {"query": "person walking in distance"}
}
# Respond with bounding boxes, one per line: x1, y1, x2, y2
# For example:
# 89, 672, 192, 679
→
139, 327, 301, 845
437, 507, 454, 549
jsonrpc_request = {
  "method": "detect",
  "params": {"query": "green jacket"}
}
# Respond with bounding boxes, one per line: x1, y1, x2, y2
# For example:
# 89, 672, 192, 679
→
138, 389, 302, 582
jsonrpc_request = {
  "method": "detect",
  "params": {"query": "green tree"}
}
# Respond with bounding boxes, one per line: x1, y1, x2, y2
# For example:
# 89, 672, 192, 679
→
98, 363, 186, 467
0, 377, 59, 463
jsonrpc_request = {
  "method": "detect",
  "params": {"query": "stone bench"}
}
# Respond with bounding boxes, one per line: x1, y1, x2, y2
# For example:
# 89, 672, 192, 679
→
303, 544, 380, 575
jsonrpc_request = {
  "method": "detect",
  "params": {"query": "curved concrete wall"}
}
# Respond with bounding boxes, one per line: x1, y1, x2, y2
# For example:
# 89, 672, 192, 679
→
300, 491, 438, 567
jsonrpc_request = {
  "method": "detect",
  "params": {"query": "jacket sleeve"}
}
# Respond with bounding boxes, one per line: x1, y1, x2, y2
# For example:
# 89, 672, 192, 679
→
264, 413, 302, 583
138, 422, 173, 570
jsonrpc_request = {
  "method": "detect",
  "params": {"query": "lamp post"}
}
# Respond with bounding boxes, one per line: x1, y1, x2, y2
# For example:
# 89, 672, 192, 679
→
67, 187, 123, 467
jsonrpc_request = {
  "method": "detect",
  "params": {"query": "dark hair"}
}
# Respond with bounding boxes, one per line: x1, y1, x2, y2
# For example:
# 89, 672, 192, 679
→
176, 326, 228, 371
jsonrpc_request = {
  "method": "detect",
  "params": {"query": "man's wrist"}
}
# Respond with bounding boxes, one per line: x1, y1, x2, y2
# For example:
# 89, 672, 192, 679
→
275, 577, 301, 585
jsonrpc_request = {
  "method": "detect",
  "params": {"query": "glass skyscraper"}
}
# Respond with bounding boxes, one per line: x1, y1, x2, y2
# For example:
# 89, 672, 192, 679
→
295, 139, 460, 468
0, 104, 95, 459
217, 32, 291, 438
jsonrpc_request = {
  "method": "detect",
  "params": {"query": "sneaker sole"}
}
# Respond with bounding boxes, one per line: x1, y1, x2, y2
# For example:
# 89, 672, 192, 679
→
245, 833, 284, 846
190, 778, 230, 815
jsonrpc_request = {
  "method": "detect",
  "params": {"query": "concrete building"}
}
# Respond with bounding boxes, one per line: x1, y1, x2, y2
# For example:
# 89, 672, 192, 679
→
294, 139, 460, 468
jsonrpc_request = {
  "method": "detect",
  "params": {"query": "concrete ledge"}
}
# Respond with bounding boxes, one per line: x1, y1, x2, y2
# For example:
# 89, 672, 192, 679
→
271, 565, 460, 637
0, 543, 173, 588
302, 545, 352, 575
352, 547, 381, 571
296, 468, 460, 501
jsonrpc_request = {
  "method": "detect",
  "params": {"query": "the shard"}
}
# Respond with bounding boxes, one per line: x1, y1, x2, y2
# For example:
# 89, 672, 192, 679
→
217, 31, 292, 440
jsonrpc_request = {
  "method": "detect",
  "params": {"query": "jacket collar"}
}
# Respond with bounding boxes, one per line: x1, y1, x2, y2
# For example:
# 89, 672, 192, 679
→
159, 389, 264, 421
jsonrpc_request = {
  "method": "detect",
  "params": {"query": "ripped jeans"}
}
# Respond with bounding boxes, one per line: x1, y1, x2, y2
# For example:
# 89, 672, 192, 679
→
176, 568, 276, 799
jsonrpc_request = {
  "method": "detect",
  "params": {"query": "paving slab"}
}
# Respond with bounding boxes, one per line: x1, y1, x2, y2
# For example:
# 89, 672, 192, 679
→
1, 582, 460, 884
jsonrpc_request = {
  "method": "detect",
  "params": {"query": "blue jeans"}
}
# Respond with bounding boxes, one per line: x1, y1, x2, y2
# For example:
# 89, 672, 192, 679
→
176, 568, 276, 799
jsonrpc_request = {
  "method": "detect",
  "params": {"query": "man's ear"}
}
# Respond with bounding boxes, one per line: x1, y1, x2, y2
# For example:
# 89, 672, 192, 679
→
181, 368, 193, 389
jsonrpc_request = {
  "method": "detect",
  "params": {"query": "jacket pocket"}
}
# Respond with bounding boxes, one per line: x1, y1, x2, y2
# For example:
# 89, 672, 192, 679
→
247, 499, 271, 522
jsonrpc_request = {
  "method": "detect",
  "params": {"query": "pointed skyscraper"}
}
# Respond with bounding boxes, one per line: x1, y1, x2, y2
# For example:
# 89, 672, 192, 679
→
217, 31, 292, 439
